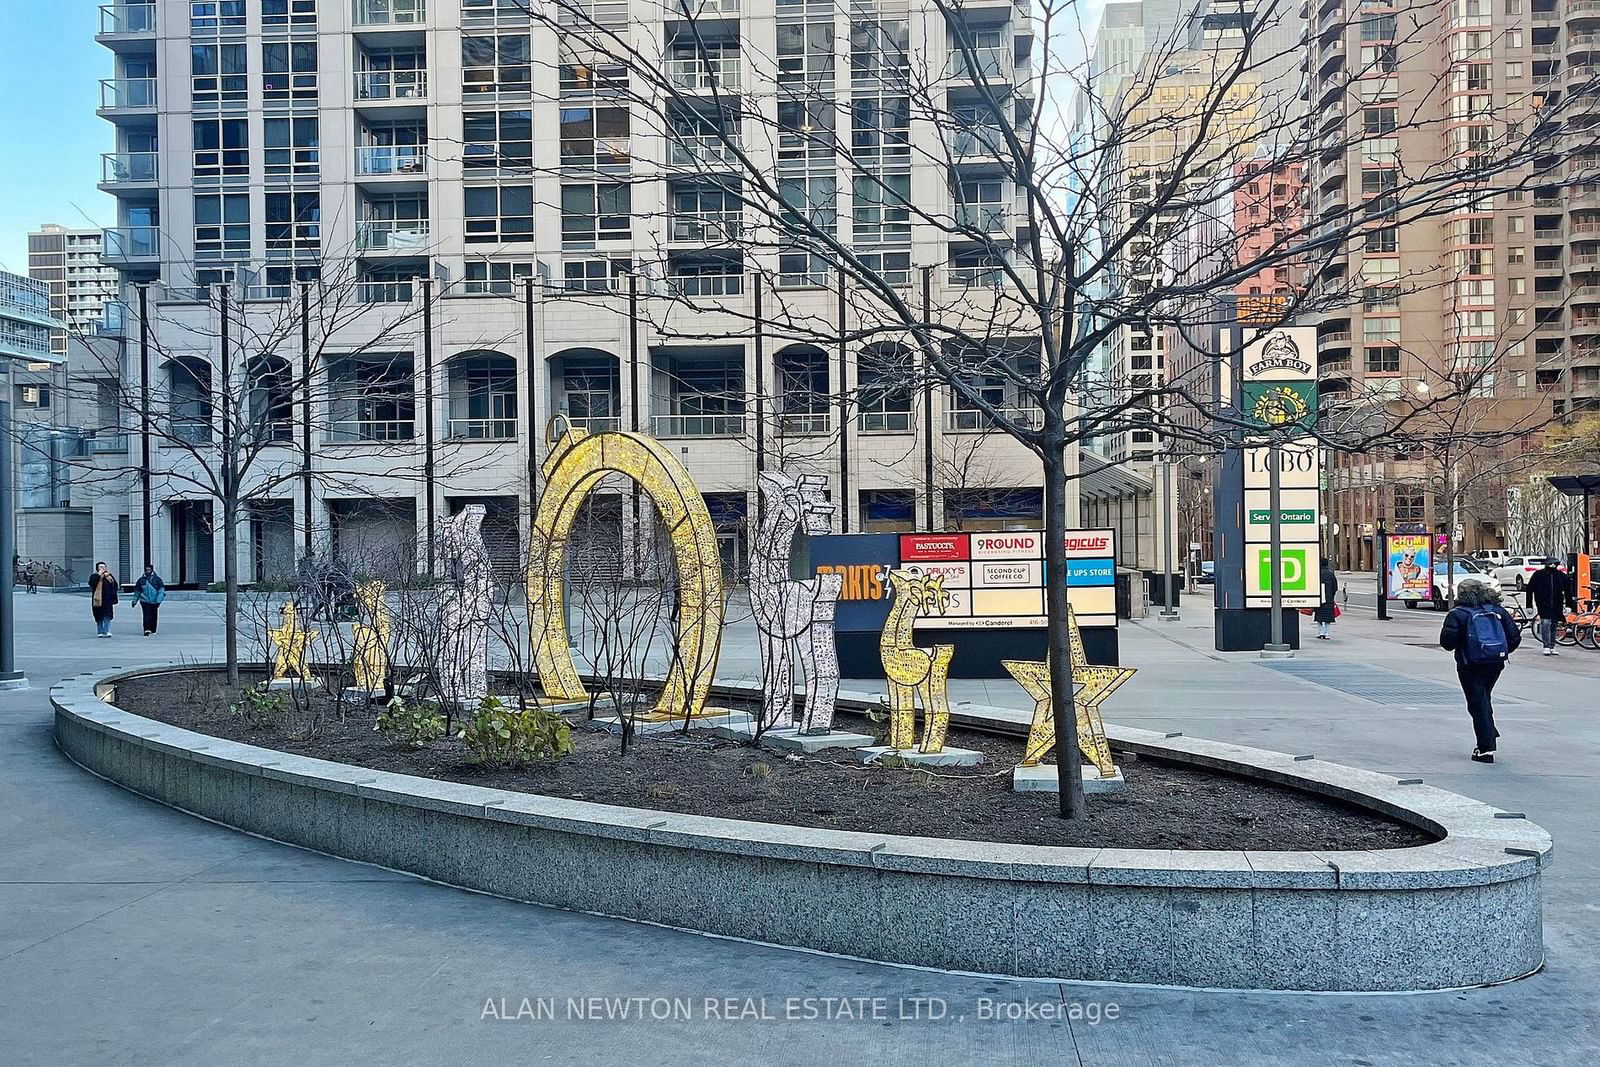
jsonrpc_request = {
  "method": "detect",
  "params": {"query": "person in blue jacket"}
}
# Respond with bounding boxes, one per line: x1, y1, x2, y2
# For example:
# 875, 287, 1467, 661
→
133, 563, 166, 636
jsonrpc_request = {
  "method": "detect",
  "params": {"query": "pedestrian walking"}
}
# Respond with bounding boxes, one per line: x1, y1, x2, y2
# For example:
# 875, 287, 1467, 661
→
1313, 561, 1339, 639
1525, 557, 1576, 657
133, 563, 166, 636
87, 562, 120, 638
1439, 578, 1522, 764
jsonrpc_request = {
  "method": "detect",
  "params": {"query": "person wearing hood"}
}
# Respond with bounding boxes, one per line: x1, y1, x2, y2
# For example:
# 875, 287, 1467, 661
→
1525, 557, 1576, 656
1313, 561, 1339, 639
133, 563, 167, 636
1440, 578, 1522, 763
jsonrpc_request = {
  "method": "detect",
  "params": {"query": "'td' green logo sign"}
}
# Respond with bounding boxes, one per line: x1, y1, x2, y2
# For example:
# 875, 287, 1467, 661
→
1256, 547, 1313, 593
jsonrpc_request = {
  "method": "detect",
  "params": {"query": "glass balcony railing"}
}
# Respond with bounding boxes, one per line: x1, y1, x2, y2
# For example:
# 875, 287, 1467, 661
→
355, 70, 428, 101
776, 412, 831, 436
668, 212, 742, 243
945, 407, 1043, 432
99, 4, 155, 34
103, 226, 160, 261
356, 280, 415, 303
652, 414, 745, 438
858, 410, 912, 433
664, 57, 741, 92
357, 220, 431, 252
100, 78, 156, 110
354, 0, 426, 25
668, 134, 741, 168
356, 145, 428, 176
102, 152, 158, 184
668, 273, 743, 297
447, 417, 517, 440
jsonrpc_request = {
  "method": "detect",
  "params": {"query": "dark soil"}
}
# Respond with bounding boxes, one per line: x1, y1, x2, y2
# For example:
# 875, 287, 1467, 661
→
113, 671, 1433, 852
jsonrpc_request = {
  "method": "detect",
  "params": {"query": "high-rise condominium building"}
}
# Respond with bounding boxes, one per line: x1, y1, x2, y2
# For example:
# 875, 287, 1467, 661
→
1307, 0, 1597, 569
27, 225, 119, 357
89, 0, 1086, 585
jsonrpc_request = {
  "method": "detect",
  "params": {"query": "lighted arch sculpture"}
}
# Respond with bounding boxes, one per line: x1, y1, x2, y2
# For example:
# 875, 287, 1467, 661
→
528, 419, 725, 720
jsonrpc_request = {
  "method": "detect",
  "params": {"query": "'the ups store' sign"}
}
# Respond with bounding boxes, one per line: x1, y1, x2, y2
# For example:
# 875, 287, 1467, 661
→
808, 529, 1119, 632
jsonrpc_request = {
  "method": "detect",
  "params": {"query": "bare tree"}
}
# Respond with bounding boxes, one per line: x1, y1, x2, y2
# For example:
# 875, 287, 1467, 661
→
505, 0, 1596, 817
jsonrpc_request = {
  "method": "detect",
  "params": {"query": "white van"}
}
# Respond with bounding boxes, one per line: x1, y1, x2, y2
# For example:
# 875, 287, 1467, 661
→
1473, 549, 1512, 567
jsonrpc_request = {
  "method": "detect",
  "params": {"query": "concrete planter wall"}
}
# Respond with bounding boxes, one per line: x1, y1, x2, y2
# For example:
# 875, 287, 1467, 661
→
53, 664, 1552, 992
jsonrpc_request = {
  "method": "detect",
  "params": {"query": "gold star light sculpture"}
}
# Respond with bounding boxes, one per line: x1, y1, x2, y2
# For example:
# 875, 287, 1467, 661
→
1002, 607, 1135, 777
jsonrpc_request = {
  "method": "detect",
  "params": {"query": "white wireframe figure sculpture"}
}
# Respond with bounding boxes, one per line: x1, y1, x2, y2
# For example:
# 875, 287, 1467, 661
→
751, 472, 844, 733
436, 505, 494, 708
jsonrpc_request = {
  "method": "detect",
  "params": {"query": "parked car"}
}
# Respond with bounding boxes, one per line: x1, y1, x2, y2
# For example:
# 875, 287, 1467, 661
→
1196, 560, 1216, 584
1490, 555, 1566, 590
1472, 549, 1512, 567
1406, 559, 1502, 609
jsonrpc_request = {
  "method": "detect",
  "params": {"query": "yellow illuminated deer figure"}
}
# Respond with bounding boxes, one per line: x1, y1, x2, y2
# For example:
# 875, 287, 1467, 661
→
879, 569, 955, 754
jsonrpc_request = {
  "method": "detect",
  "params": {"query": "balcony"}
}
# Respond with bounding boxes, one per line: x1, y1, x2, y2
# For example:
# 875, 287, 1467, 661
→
98, 4, 155, 40
668, 272, 743, 296
355, 145, 428, 176
356, 280, 415, 303
954, 204, 1010, 234
1534, 224, 1565, 242
674, 0, 740, 16
664, 57, 741, 93
355, 70, 428, 102
354, 0, 426, 25
446, 417, 516, 440
563, 416, 621, 432
651, 414, 745, 438
951, 49, 1009, 84
858, 410, 912, 434
101, 226, 159, 264
945, 407, 1042, 432
100, 152, 158, 187
357, 219, 431, 252
950, 126, 1006, 159
1573, 285, 1600, 302
98, 78, 155, 114
1319, 358, 1353, 381
776, 412, 832, 436
328, 419, 414, 443
668, 211, 742, 244
1317, 329, 1353, 352
668, 134, 741, 169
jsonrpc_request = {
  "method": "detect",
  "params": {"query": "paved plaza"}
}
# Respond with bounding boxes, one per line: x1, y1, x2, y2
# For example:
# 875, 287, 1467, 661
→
2, 589, 1597, 1064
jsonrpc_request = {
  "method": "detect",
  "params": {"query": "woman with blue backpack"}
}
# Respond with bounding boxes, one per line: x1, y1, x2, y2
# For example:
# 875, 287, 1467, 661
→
1439, 578, 1522, 764
133, 563, 166, 636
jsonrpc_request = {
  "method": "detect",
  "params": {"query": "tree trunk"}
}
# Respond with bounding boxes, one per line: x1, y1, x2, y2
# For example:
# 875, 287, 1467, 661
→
224, 493, 240, 685
1042, 441, 1086, 819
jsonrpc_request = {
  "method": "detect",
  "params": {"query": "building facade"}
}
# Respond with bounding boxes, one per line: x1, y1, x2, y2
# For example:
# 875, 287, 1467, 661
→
88, 0, 1071, 584
27, 225, 119, 358
1307, 0, 1596, 568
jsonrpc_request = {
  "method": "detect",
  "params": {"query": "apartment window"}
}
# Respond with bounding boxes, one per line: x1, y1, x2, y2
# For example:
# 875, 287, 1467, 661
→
851, 96, 910, 157
1508, 245, 1526, 264
1359, 45, 1398, 73
558, 107, 630, 167
192, 43, 248, 108
190, 1, 245, 32
778, 248, 830, 288
463, 0, 532, 19
193, 118, 249, 178
464, 260, 535, 295
1511, 277, 1527, 295
264, 116, 319, 178
851, 173, 909, 244
1363, 227, 1398, 253
462, 34, 531, 97
195, 193, 250, 259
1364, 285, 1401, 310
265, 193, 320, 254
1362, 107, 1397, 135
559, 53, 628, 96
777, 22, 835, 84
561, 183, 631, 245
778, 175, 838, 235
563, 258, 631, 292
1509, 215, 1526, 234
778, 97, 835, 161
1365, 346, 1401, 373
463, 109, 533, 171
1506, 61, 1523, 79
849, 18, 909, 85
1468, 217, 1494, 244
955, 176, 1007, 232
464, 185, 534, 243
262, 0, 318, 30
262, 41, 318, 104
672, 184, 743, 242
948, 27, 1006, 81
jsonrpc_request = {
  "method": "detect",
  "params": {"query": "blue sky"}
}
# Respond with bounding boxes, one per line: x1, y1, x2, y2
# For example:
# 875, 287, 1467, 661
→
0, 2, 113, 273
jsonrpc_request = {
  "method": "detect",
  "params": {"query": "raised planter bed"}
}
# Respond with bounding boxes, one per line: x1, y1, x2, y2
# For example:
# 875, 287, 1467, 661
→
52, 663, 1552, 992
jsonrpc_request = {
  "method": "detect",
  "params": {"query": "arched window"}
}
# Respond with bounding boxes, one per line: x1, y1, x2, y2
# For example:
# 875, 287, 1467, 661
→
167, 356, 213, 444
446, 350, 518, 440
775, 344, 830, 436
247, 355, 294, 443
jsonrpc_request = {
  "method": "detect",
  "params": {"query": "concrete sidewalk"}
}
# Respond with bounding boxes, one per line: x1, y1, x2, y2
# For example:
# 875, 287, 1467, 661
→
2, 593, 1596, 1064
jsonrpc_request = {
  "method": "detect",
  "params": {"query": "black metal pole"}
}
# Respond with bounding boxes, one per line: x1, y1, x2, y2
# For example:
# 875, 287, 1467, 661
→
1377, 521, 1390, 620
524, 278, 539, 501
754, 273, 765, 477
0, 377, 19, 684
836, 269, 849, 533
628, 272, 641, 577
299, 283, 313, 555
422, 277, 436, 575
921, 267, 935, 530
138, 284, 153, 568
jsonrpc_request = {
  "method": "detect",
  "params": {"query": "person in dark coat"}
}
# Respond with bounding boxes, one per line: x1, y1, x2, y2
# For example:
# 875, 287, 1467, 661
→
87, 561, 119, 638
1313, 562, 1339, 639
1440, 578, 1522, 763
132, 563, 166, 636
1525, 557, 1575, 656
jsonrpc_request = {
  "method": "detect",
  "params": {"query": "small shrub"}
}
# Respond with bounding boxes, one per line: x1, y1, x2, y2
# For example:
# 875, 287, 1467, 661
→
745, 762, 773, 781
230, 687, 286, 730
458, 696, 575, 768
645, 782, 679, 800
375, 697, 447, 749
